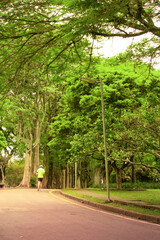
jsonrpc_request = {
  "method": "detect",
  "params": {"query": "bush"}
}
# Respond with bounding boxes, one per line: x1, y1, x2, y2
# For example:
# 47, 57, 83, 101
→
5, 160, 24, 187
30, 176, 36, 188
93, 182, 160, 190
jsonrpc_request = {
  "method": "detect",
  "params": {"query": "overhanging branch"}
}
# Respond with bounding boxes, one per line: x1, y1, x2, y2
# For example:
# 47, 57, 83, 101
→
90, 30, 148, 38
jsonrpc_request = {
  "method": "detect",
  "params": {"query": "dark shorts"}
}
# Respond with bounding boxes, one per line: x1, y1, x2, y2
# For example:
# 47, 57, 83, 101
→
38, 178, 43, 182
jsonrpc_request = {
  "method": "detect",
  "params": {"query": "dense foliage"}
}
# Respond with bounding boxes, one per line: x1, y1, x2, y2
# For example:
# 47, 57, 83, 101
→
0, 1, 159, 189
48, 57, 160, 188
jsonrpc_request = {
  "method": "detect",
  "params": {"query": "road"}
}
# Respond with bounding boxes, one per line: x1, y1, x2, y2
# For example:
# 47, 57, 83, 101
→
0, 189, 159, 240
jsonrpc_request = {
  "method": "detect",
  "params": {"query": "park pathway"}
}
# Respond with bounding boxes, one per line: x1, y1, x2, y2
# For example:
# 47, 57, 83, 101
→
0, 189, 159, 240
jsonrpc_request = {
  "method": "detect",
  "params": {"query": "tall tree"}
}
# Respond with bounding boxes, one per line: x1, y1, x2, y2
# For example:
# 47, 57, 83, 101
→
48, 56, 160, 189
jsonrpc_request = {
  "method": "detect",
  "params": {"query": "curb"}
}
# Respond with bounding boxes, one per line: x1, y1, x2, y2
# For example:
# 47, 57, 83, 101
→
113, 199, 160, 211
59, 191, 160, 225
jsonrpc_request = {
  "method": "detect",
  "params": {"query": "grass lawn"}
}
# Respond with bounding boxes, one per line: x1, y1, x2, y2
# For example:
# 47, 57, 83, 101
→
108, 202, 160, 217
62, 189, 160, 217
88, 188, 160, 205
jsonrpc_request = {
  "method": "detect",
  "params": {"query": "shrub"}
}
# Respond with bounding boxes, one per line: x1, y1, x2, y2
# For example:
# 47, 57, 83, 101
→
93, 182, 160, 190
5, 160, 24, 187
30, 176, 36, 188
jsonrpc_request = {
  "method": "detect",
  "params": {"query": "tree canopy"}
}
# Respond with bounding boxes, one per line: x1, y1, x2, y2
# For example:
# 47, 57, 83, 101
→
0, 0, 159, 75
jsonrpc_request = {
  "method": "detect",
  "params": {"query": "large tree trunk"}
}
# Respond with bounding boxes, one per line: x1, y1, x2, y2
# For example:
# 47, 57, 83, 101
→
94, 167, 101, 186
19, 129, 32, 188
0, 166, 5, 184
19, 148, 32, 187
77, 175, 81, 188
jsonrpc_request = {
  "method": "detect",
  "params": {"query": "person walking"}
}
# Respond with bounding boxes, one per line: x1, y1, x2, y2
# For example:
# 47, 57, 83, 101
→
36, 165, 45, 191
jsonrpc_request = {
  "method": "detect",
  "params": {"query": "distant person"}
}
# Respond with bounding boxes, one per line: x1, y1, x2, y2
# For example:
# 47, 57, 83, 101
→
36, 165, 45, 191
101, 177, 104, 189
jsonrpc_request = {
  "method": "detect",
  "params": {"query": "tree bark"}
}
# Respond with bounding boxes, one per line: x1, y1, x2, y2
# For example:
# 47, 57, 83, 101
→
19, 148, 32, 187
131, 156, 136, 183
0, 166, 4, 184
19, 129, 32, 188
66, 163, 70, 188
75, 161, 77, 189
47, 159, 54, 188
33, 117, 40, 174
77, 176, 81, 188
94, 167, 101, 186
62, 169, 66, 189
115, 168, 122, 190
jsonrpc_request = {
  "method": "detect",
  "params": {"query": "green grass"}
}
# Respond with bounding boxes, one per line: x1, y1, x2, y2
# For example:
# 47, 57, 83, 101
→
108, 202, 160, 217
62, 189, 160, 217
88, 188, 160, 205
62, 189, 105, 203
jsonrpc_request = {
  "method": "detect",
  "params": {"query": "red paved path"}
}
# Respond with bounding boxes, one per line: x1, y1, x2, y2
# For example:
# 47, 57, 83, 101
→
0, 189, 159, 240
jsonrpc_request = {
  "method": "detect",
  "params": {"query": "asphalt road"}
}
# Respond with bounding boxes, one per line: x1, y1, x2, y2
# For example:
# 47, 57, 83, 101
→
0, 189, 159, 240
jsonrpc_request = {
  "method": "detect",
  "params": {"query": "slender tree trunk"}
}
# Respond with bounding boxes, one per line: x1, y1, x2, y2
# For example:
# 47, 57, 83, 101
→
131, 156, 136, 183
47, 159, 54, 188
77, 162, 81, 188
62, 169, 66, 189
55, 168, 61, 188
66, 163, 70, 188
75, 161, 77, 189
69, 166, 73, 188
33, 117, 40, 174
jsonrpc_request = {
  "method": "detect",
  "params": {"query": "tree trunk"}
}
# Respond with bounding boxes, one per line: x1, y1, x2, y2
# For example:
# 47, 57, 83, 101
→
19, 148, 32, 187
131, 156, 136, 183
47, 159, 54, 188
62, 169, 66, 189
32, 82, 46, 175
77, 176, 81, 188
33, 117, 40, 174
94, 167, 101, 186
75, 161, 77, 189
66, 163, 70, 188
115, 169, 122, 190
84, 178, 87, 188
19, 129, 32, 188
55, 169, 61, 188
69, 166, 73, 188
0, 166, 4, 184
